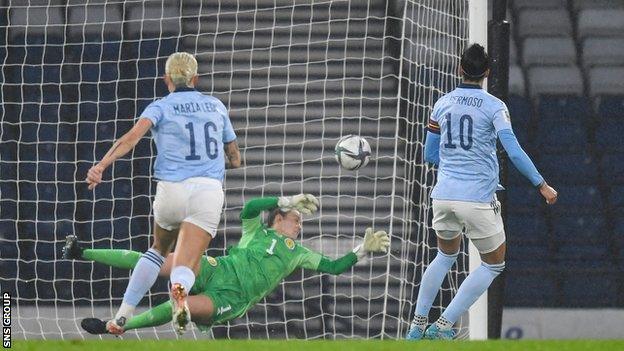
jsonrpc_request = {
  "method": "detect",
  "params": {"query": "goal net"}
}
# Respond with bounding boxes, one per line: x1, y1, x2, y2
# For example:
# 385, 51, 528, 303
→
0, 0, 471, 340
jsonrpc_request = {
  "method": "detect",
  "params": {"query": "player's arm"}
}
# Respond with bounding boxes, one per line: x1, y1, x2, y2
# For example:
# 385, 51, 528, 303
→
224, 140, 241, 169
494, 107, 558, 204
424, 116, 441, 165
300, 228, 390, 275
239, 194, 320, 220
85, 118, 152, 190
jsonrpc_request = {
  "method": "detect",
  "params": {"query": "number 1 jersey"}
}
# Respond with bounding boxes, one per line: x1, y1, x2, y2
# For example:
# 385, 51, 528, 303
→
429, 83, 513, 203
140, 87, 237, 182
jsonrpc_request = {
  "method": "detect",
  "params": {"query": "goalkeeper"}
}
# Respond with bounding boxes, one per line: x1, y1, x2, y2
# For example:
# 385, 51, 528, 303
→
68, 194, 390, 335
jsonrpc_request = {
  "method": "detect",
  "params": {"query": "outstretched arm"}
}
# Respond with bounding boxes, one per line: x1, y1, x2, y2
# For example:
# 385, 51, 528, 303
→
302, 228, 390, 275
239, 197, 279, 220
85, 118, 152, 190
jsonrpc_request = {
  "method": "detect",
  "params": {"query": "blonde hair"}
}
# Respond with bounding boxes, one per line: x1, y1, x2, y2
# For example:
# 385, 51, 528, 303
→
165, 52, 198, 87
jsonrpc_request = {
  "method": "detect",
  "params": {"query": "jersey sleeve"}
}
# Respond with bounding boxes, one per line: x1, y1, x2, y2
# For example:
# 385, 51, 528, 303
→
297, 246, 358, 275
427, 101, 441, 134
492, 103, 513, 133
218, 101, 237, 143
140, 100, 163, 127
240, 197, 279, 235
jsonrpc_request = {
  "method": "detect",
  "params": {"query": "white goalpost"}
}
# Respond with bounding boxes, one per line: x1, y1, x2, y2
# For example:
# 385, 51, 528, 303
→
0, 0, 486, 340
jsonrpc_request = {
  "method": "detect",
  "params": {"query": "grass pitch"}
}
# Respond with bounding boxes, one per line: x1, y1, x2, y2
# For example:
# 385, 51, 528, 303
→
11, 340, 624, 351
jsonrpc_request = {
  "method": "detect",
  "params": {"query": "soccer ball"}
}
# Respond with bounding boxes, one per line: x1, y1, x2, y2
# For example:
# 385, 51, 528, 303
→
334, 135, 371, 170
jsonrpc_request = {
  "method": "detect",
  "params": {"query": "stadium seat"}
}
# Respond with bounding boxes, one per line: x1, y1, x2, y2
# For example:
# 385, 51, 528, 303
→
522, 37, 577, 66
507, 95, 532, 126
589, 67, 624, 97
125, 3, 182, 39
534, 118, 587, 153
577, 9, 624, 39
67, 3, 123, 41
608, 185, 624, 209
505, 213, 548, 244
551, 213, 606, 241
8, 5, 64, 43
559, 272, 617, 307
505, 271, 556, 307
538, 153, 597, 184
582, 38, 624, 67
505, 185, 543, 211
512, 0, 568, 12
537, 95, 590, 121
596, 120, 624, 152
516, 9, 573, 38
527, 66, 584, 97
601, 154, 624, 185
597, 95, 624, 120
508, 65, 526, 97
573, 0, 624, 11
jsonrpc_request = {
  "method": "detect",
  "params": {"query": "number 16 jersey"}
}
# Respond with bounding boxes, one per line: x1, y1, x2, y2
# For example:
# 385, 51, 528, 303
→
140, 87, 237, 182
429, 83, 513, 203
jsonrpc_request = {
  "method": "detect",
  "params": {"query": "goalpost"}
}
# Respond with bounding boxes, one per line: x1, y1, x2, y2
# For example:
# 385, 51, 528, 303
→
0, 0, 486, 340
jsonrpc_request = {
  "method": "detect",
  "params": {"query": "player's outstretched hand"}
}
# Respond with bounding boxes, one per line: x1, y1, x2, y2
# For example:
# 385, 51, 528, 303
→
85, 164, 105, 190
363, 227, 390, 253
539, 182, 558, 205
278, 194, 319, 215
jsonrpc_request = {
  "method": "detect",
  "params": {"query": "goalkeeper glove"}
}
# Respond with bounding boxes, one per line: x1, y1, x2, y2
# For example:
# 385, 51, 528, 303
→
278, 194, 320, 215
353, 227, 390, 259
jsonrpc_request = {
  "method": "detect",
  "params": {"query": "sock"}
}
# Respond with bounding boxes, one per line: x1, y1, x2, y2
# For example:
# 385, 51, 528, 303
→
117, 248, 165, 318
82, 249, 142, 269
440, 261, 505, 325
434, 316, 453, 330
414, 249, 458, 317
410, 314, 427, 331
124, 301, 173, 331
170, 265, 195, 293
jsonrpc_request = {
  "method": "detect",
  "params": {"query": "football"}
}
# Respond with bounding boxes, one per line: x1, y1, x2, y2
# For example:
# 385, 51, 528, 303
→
334, 135, 372, 170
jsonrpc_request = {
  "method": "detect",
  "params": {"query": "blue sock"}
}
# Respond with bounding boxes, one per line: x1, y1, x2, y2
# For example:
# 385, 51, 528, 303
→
414, 249, 458, 318
440, 262, 505, 326
121, 249, 164, 309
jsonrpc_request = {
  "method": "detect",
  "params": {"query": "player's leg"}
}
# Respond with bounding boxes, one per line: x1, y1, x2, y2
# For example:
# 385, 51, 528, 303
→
169, 182, 224, 333
407, 200, 461, 340
169, 221, 213, 333
81, 295, 215, 335
427, 199, 506, 340
108, 223, 178, 333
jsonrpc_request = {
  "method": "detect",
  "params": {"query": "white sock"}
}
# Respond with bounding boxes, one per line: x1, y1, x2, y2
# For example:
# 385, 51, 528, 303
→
410, 314, 428, 330
434, 316, 454, 331
440, 262, 505, 325
170, 265, 195, 293
117, 248, 164, 318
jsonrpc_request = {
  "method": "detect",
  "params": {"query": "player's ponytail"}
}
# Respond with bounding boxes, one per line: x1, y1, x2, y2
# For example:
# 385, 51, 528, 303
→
165, 52, 198, 87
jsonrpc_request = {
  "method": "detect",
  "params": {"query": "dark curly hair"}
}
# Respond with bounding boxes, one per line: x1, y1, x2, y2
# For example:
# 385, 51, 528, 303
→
460, 43, 490, 80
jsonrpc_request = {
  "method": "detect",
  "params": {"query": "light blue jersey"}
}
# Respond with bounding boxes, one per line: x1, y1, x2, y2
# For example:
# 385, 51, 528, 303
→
429, 83, 512, 203
140, 87, 237, 182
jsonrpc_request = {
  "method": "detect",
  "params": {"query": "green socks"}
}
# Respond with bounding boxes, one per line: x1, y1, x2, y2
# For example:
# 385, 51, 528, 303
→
124, 301, 173, 330
82, 249, 142, 269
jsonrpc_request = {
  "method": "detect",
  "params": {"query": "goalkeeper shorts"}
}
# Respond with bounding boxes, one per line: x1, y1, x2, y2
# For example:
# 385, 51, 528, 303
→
153, 177, 224, 237
190, 256, 251, 331
432, 197, 505, 254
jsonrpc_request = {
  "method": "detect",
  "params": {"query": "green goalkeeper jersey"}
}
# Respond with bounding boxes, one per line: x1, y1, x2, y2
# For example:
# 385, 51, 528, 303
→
224, 197, 358, 306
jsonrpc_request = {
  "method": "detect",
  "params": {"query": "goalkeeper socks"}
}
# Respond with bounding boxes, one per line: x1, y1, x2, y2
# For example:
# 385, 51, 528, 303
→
118, 248, 165, 317
170, 265, 195, 293
440, 261, 505, 325
414, 249, 458, 317
124, 301, 173, 330
82, 249, 142, 269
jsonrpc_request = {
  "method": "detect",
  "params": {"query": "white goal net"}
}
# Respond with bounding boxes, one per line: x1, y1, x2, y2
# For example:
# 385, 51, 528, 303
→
0, 0, 471, 340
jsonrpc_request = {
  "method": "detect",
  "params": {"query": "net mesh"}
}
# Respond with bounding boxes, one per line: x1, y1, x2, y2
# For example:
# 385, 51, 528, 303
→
0, 0, 470, 339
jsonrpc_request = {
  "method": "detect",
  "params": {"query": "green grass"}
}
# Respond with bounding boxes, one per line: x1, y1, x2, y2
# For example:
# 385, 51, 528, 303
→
11, 340, 624, 351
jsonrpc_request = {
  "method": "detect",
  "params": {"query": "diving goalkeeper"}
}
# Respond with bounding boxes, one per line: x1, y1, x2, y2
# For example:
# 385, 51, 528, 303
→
66, 194, 390, 335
